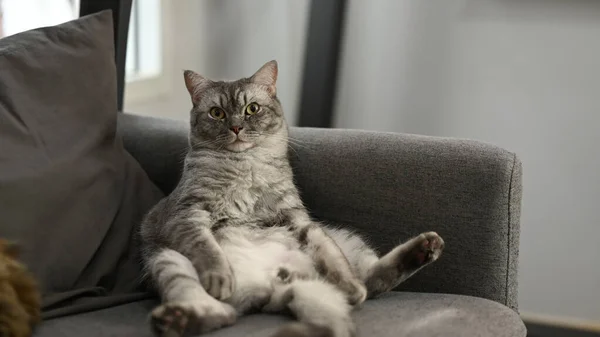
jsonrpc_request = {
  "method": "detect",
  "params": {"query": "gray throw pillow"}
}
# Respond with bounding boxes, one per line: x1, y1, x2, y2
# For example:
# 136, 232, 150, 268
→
0, 11, 164, 317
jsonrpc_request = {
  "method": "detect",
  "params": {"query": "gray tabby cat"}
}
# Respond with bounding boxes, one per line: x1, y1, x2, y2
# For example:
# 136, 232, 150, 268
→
140, 60, 445, 337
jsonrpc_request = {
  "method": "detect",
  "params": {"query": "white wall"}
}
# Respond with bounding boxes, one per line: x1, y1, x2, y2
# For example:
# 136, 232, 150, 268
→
335, 0, 600, 321
124, 0, 202, 121
125, 0, 310, 125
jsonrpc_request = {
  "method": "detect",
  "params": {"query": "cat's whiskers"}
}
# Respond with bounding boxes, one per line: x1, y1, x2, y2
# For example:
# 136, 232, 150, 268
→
263, 133, 312, 155
194, 139, 223, 149
263, 131, 313, 148
192, 134, 235, 150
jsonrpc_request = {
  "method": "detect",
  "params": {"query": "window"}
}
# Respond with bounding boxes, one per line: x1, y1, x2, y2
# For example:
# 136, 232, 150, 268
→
0, 0, 79, 37
124, 0, 170, 104
0, 0, 167, 104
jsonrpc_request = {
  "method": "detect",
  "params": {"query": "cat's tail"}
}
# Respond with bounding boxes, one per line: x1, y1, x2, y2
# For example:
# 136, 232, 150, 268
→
264, 279, 355, 337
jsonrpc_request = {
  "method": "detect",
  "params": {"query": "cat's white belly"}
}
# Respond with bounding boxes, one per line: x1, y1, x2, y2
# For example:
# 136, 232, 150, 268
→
217, 226, 316, 312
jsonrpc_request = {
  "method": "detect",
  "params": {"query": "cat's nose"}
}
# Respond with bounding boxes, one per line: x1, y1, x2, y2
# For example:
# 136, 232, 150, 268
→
230, 126, 243, 135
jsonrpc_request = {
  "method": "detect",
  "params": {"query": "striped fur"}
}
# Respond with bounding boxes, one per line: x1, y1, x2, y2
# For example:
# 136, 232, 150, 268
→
140, 61, 445, 337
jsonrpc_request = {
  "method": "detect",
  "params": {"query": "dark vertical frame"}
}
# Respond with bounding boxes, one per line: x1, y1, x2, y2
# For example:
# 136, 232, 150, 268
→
79, 0, 132, 112
297, 0, 347, 128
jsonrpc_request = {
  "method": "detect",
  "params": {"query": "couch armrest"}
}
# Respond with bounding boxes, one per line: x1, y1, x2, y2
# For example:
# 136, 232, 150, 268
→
117, 113, 522, 311
290, 127, 522, 311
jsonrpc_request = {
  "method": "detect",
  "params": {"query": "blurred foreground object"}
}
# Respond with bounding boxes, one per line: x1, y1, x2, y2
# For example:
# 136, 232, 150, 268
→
0, 239, 41, 337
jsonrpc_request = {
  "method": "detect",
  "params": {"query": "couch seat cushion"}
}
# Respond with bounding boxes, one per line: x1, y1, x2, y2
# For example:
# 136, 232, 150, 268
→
34, 292, 526, 337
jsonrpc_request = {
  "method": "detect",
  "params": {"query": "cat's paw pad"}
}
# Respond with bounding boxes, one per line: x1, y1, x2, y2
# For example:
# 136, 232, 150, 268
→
199, 270, 235, 300
404, 232, 445, 269
150, 304, 190, 337
150, 301, 236, 337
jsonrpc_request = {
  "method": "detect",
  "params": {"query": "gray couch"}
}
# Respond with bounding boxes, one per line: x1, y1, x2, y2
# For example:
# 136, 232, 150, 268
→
35, 113, 526, 337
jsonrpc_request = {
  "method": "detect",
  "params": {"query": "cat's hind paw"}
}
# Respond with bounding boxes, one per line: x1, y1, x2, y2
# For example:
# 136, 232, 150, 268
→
403, 231, 445, 269
150, 300, 236, 337
150, 304, 188, 337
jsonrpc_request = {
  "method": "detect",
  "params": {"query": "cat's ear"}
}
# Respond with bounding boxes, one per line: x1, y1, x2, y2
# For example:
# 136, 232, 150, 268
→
183, 70, 211, 103
250, 60, 278, 95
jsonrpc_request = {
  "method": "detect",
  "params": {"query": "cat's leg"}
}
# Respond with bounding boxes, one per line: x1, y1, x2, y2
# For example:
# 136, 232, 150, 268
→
263, 278, 354, 337
322, 227, 380, 282
285, 209, 367, 306
325, 227, 444, 298
364, 231, 444, 297
148, 248, 236, 337
164, 211, 235, 301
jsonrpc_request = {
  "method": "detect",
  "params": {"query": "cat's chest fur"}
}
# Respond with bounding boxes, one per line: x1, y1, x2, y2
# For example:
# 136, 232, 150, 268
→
186, 153, 298, 222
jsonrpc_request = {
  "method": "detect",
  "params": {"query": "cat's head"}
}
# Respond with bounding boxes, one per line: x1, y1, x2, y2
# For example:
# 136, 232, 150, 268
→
183, 60, 286, 153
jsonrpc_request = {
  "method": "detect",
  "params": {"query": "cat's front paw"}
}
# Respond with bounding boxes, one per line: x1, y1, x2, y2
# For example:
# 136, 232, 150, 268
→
403, 231, 445, 269
199, 270, 235, 300
338, 277, 367, 307
150, 300, 236, 337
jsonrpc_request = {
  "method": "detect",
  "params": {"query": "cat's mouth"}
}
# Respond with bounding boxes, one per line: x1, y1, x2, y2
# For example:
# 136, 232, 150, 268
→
226, 138, 255, 152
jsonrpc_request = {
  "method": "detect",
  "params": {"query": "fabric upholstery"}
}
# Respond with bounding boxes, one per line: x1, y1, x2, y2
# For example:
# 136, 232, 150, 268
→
117, 113, 188, 195
34, 292, 526, 337
0, 12, 163, 318
118, 113, 522, 311
289, 127, 523, 312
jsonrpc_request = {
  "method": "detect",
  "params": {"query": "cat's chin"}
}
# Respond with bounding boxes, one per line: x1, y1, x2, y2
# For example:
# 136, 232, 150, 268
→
226, 140, 255, 152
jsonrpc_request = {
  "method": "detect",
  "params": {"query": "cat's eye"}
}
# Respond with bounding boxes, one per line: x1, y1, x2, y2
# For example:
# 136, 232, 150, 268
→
245, 102, 260, 115
209, 107, 226, 120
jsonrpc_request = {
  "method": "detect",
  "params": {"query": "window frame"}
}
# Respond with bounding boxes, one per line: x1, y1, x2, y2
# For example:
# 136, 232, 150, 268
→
123, 0, 172, 106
